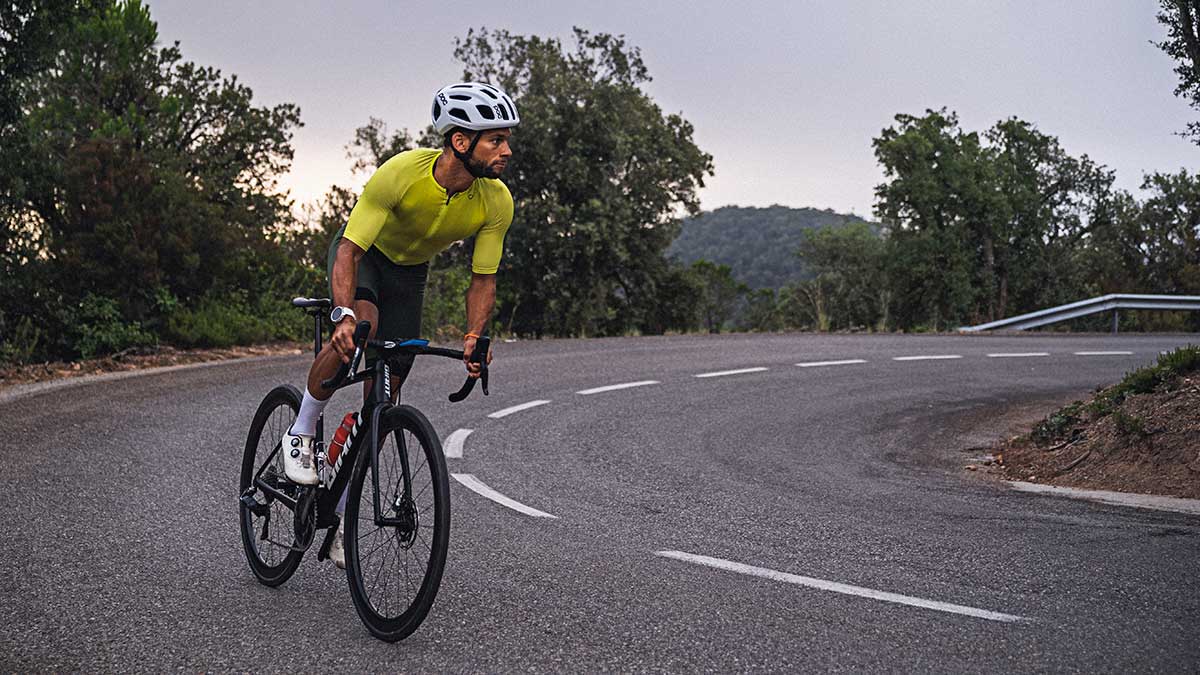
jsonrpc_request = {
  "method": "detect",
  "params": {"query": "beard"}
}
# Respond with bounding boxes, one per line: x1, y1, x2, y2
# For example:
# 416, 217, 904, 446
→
467, 155, 505, 179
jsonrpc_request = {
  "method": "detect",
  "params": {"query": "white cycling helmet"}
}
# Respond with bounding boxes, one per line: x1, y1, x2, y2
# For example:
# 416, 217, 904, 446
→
431, 82, 520, 134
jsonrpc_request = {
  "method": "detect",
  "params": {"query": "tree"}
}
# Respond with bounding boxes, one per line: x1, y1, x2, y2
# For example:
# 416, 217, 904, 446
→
690, 260, 745, 333
873, 110, 1116, 330
1133, 170, 1200, 295
2, 0, 303, 359
1156, 0, 1200, 142
872, 109, 986, 329
795, 222, 889, 331
985, 118, 1116, 316
452, 28, 713, 337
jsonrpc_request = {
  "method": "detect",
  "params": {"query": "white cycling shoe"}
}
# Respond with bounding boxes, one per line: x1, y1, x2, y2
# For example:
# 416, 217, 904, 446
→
282, 430, 319, 485
330, 519, 346, 569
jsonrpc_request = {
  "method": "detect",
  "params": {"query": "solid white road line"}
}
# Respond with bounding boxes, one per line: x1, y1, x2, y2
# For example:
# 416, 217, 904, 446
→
487, 400, 551, 419
576, 380, 660, 395
695, 367, 769, 378
451, 473, 558, 519
1074, 351, 1134, 356
893, 355, 963, 361
795, 359, 868, 368
655, 550, 1028, 624
443, 428, 473, 459
987, 352, 1050, 358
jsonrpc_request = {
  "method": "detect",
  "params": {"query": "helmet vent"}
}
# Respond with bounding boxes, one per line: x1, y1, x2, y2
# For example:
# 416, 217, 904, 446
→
449, 94, 472, 100
495, 104, 509, 121
476, 104, 496, 120
448, 108, 470, 122
432, 101, 441, 118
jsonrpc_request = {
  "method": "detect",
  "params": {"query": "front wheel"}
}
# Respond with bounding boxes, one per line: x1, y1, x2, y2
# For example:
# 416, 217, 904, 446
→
239, 384, 305, 586
344, 405, 451, 642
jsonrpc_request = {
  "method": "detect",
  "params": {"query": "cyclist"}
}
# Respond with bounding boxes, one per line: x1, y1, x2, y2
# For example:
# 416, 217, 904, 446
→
282, 82, 519, 567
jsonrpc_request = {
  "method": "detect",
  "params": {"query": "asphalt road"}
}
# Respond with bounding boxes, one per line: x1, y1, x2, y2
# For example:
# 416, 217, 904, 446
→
2, 332, 1198, 672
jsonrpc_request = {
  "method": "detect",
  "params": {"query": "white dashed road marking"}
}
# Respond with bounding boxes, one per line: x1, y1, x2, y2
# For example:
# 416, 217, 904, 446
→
1074, 351, 1134, 356
655, 550, 1029, 624
576, 380, 660, 395
796, 359, 868, 368
488, 400, 551, 419
893, 355, 963, 361
443, 428, 472, 459
987, 352, 1050, 358
451, 473, 558, 519
695, 367, 769, 378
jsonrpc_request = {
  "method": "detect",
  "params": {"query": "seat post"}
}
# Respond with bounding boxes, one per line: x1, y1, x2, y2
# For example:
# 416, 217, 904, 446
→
312, 310, 323, 357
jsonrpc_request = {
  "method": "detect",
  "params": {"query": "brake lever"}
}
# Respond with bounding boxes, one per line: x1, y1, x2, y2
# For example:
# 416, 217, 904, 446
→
320, 320, 371, 390
448, 336, 490, 402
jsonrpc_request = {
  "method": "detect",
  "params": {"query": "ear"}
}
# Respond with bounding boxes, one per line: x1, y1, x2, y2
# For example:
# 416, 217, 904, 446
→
452, 131, 473, 152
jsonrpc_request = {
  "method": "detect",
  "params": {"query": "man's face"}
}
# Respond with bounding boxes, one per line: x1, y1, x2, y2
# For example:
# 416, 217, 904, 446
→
458, 128, 513, 178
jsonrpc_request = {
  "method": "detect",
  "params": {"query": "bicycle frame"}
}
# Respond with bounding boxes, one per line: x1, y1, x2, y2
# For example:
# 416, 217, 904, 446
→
257, 301, 486, 537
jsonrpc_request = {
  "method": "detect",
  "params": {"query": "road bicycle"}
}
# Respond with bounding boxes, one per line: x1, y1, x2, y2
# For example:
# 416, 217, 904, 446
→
238, 296, 488, 641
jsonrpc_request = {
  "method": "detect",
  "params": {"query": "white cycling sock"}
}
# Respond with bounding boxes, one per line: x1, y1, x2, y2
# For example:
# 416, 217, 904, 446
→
291, 388, 329, 437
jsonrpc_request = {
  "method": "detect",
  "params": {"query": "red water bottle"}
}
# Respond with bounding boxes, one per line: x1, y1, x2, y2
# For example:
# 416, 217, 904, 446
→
328, 413, 357, 466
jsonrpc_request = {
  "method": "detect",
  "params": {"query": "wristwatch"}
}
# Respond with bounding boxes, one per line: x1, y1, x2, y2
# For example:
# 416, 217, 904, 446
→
330, 306, 357, 324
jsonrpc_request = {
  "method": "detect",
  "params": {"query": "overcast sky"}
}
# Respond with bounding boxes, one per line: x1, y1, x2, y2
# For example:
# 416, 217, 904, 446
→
145, 0, 1195, 218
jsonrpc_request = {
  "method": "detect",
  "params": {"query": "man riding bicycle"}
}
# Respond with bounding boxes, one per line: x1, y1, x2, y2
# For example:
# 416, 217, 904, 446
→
282, 82, 520, 568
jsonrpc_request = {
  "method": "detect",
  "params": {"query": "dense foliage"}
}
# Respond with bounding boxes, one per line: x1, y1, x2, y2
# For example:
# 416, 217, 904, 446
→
1, 0, 306, 360
668, 206, 873, 289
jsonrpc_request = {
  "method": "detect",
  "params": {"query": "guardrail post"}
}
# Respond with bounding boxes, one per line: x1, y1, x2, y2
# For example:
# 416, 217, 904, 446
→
1112, 309, 1119, 335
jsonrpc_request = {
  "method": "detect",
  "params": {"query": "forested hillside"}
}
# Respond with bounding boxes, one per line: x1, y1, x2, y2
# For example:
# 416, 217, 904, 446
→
668, 206, 873, 289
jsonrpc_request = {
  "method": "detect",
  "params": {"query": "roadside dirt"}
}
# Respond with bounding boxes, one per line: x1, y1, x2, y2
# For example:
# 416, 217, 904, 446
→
973, 374, 1200, 499
0, 342, 305, 391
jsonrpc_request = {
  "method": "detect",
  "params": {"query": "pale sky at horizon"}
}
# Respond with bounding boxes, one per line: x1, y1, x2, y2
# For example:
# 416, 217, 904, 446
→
145, 0, 1196, 219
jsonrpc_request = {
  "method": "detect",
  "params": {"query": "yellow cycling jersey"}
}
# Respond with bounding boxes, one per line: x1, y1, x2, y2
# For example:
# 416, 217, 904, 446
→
341, 148, 513, 274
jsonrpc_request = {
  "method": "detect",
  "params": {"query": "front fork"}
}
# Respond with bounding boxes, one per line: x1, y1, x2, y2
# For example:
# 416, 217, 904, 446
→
368, 361, 417, 534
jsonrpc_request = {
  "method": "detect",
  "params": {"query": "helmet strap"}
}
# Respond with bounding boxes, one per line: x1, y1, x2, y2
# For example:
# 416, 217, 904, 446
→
452, 130, 487, 178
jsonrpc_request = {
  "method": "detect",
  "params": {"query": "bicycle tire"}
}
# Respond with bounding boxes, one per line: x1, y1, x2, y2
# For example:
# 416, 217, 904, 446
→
239, 384, 306, 586
344, 404, 451, 642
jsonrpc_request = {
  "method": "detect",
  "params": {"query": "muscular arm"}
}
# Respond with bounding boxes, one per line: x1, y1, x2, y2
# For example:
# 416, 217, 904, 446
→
463, 272, 496, 376
465, 272, 496, 336
330, 238, 367, 361
332, 238, 366, 308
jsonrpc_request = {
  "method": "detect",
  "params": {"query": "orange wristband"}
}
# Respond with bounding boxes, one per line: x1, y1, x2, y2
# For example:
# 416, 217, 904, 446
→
464, 332, 480, 339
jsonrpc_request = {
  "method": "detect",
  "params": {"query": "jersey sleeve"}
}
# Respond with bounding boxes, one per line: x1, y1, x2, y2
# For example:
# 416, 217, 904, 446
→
471, 183, 514, 274
343, 161, 403, 252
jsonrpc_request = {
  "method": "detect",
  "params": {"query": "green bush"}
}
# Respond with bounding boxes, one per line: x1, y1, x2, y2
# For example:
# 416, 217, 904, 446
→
164, 289, 306, 348
1097, 344, 1200, 410
0, 314, 44, 364
1032, 401, 1084, 444
65, 294, 157, 359
1035, 345, 1199, 441
421, 264, 472, 342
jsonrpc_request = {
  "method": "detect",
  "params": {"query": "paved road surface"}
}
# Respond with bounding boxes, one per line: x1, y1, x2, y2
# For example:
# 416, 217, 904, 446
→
2, 333, 1198, 671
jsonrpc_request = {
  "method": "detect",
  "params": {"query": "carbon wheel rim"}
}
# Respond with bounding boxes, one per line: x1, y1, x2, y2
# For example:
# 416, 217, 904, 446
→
353, 426, 440, 620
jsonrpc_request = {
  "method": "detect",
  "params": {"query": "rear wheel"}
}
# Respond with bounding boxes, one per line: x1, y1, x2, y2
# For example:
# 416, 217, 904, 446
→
239, 384, 305, 586
344, 405, 451, 642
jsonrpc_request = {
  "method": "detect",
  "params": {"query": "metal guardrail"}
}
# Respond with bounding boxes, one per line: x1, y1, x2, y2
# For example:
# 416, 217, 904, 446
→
958, 294, 1200, 333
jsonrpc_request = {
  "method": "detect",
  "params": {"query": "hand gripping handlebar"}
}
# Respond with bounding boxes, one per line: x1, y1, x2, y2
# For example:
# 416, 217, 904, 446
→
320, 321, 372, 390
449, 336, 490, 402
